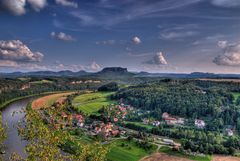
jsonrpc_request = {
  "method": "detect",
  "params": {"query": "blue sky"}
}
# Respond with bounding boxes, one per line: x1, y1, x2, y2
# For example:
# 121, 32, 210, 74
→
0, 0, 240, 73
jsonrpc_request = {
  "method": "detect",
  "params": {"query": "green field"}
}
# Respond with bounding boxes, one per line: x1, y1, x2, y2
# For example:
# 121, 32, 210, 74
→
159, 146, 212, 161
30, 79, 53, 84
233, 92, 240, 102
124, 121, 155, 130
72, 92, 116, 114
107, 140, 156, 161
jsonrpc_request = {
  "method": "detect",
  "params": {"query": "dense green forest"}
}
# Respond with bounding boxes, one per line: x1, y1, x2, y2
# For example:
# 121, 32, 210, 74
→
113, 79, 238, 123
113, 79, 240, 155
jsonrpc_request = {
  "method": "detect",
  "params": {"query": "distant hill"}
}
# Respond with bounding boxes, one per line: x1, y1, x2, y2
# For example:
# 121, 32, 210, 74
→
94, 67, 135, 79
1, 68, 240, 79
0, 70, 90, 77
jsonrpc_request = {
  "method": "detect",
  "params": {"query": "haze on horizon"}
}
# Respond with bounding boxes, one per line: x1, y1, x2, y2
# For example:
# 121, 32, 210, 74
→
0, 0, 240, 74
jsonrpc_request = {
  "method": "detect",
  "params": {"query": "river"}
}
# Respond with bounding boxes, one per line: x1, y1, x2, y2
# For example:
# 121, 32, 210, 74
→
1, 98, 34, 161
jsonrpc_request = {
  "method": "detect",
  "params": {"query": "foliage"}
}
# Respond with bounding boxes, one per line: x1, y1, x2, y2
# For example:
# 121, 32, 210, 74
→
13, 99, 109, 161
0, 112, 6, 157
98, 82, 119, 92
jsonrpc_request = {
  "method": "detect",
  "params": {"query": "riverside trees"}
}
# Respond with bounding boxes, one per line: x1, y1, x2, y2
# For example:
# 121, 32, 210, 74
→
0, 113, 6, 158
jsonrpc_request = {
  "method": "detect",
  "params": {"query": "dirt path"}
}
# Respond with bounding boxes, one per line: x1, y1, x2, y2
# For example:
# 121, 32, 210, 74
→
212, 155, 240, 161
140, 153, 194, 161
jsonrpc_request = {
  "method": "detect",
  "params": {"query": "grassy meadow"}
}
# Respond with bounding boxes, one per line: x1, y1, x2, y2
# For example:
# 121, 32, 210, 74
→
107, 140, 157, 161
72, 92, 116, 115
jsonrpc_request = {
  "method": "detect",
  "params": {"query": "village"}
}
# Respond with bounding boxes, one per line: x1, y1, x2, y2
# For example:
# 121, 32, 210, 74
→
33, 92, 235, 161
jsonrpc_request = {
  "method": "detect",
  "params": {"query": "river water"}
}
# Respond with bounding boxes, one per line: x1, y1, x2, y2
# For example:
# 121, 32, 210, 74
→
1, 98, 34, 161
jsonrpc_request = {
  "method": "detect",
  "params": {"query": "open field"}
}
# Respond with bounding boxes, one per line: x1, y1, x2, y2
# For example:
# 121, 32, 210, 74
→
124, 121, 155, 130
140, 153, 194, 161
31, 92, 74, 109
212, 155, 240, 161
158, 146, 212, 161
107, 140, 156, 161
67, 133, 156, 161
72, 92, 116, 114
30, 79, 54, 84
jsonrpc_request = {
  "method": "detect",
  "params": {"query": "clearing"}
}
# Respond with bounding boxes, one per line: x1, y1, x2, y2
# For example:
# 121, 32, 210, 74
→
140, 153, 194, 161
31, 92, 74, 109
212, 155, 240, 161
30, 79, 53, 84
158, 146, 212, 161
72, 92, 116, 115
107, 140, 156, 161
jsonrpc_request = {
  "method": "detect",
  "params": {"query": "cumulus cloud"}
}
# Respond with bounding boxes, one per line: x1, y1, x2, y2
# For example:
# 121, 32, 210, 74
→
0, 40, 44, 62
55, 0, 78, 8
53, 61, 101, 71
211, 0, 240, 8
51, 32, 75, 42
132, 36, 141, 45
1, 0, 26, 16
1, 0, 47, 15
143, 52, 168, 65
213, 41, 240, 66
89, 61, 101, 70
27, 0, 47, 11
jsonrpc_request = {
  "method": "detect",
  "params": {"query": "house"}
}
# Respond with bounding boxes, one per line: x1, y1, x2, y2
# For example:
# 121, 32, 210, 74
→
152, 121, 161, 126
162, 112, 170, 119
142, 118, 150, 124
165, 117, 177, 125
176, 117, 185, 125
226, 129, 234, 136
195, 119, 205, 128
61, 112, 68, 119
173, 143, 181, 151
20, 84, 30, 90
163, 139, 174, 145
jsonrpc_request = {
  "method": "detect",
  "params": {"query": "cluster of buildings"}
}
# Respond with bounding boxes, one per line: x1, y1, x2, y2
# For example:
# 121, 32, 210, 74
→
50, 112, 85, 129
162, 112, 185, 126
20, 84, 31, 90
194, 119, 206, 129
92, 121, 121, 138
70, 80, 101, 84
104, 103, 132, 122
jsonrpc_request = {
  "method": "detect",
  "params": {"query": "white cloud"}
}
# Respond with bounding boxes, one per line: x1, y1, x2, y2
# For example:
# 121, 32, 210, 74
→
1, 0, 47, 15
217, 40, 228, 48
89, 61, 101, 71
0, 40, 44, 62
55, 0, 78, 8
51, 32, 75, 41
213, 41, 240, 66
0, 60, 18, 67
160, 31, 198, 40
143, 52, 168, 65
1, 0, 26, 16
211, 0, 240, 8
27, 0, 47, 11
132, 36, 141, 45
52, 61, 101, 72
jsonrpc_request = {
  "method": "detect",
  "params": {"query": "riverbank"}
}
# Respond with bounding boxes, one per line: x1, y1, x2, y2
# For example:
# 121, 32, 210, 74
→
0, 90, 78, 111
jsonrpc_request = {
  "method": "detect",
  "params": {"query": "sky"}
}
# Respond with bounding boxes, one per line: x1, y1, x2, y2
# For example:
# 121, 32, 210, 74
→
0, 0, 240, 73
